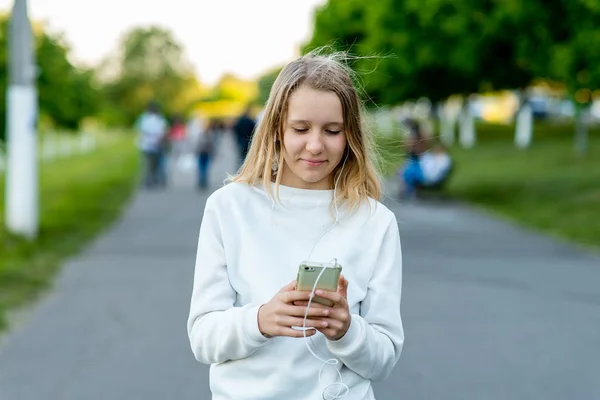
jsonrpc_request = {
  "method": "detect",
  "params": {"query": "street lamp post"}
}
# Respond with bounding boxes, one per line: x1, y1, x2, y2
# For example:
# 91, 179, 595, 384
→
5, 0, 38, 239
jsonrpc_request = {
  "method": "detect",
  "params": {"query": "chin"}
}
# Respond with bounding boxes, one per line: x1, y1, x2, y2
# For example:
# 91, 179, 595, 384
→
298, 176, 330, 189
299, 173, 326, 184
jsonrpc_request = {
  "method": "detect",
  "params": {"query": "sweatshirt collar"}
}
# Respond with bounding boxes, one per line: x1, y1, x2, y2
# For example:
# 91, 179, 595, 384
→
269, 182, 334, 205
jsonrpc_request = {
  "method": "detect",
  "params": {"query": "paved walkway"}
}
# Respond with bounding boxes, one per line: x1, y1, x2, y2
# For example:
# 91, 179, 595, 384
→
1, 132, 599, 400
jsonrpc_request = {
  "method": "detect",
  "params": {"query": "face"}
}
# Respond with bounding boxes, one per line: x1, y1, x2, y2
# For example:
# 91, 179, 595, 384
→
280, 85, 347, 190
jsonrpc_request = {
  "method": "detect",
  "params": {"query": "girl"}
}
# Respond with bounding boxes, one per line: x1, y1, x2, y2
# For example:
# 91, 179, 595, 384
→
187, 51, 404, 400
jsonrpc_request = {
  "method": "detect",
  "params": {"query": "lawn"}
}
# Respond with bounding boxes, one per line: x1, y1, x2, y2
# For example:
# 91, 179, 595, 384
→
376, 121, 600, 250
0, 131, 139, 332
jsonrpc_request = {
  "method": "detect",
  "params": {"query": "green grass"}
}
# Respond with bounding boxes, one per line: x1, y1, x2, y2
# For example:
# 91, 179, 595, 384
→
376, 121, 600, 250
0, 131, 139, 331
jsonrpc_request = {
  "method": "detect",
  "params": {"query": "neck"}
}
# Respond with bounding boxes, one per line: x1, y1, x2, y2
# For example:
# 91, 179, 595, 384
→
278, 165, 332, 190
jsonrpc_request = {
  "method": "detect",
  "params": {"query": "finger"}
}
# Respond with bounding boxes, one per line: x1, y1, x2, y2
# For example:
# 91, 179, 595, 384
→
313, 317, 344, 329
280, 290, 314, 304
314, 289, 346, 307
293, 300, 328, 308
277, 327, 318, 338
276, 315, 328, 329
314, 318, 346, 337
320, 309, 351, 325
285, 304, 330, 318
278, 280, 297, 293
338, 275, 349, 298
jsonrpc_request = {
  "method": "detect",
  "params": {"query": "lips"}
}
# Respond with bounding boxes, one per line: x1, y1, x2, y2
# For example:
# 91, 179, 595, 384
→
302, 159, 326, 167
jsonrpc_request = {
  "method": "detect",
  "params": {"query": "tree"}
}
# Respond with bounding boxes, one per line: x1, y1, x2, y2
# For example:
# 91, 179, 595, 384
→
542, 0, 600, 154
473, 0, 552, 149
36, 30, 102, 131
302, 0, 369, 55
256, 66, 282, 106
303, 0, 563, 148
99, 26, 200, 124
305, 0, 487, 147
0, 15, 101, 141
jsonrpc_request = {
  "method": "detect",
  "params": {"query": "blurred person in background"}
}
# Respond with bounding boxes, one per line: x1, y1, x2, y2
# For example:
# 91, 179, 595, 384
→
135, 101, 168, 189
397, 119, 452, 199
195, 119, 216, 190
233, 106, 256, 165
419, 141, 452, 187
212, 118, 226, 149
397, 118, 427, 199
168, 113, 188, 169
187, 113, 206, 149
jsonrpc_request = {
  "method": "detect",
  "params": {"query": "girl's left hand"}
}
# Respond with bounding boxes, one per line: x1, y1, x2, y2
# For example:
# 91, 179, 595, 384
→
313, 275, 351, 341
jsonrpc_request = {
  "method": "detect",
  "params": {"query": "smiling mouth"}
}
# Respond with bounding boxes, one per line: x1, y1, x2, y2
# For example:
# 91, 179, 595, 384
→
302, 159, 326, 167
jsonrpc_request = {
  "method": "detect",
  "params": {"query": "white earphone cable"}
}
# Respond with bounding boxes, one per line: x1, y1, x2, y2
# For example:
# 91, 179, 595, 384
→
273, 136, 351, 399
303, 149, 350, 399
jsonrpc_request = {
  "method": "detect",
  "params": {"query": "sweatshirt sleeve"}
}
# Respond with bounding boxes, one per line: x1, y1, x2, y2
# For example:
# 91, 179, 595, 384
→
187, 196, 269, 365
326, 214, 404, 381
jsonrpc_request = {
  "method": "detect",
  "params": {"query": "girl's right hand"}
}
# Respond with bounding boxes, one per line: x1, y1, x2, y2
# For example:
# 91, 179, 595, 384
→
257, 280, 331, 338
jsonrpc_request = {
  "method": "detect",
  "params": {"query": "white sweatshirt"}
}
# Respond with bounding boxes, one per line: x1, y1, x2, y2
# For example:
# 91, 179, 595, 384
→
187, 182, 404, 400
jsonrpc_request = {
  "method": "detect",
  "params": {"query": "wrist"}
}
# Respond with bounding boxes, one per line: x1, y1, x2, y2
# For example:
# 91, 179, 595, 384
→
257, 304, 272, 338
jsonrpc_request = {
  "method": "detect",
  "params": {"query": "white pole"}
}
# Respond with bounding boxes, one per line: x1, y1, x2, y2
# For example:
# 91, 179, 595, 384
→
440, 100, 458, 146
5, 0, 39, 240
514, 102, 533, 149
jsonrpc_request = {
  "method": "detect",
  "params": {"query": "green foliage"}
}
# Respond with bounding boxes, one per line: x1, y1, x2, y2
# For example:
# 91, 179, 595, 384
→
99, 26, 200, 124
543, 0, 600, 101
36, 32, 102, 130
303, 0, 600, 106
365, 0, 544, 102
256, 66, 282, 106
302, 0, 369, 54
0, 15, 101, 140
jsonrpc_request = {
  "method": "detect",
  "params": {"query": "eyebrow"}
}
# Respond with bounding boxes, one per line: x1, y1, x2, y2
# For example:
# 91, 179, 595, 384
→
289, 119, 344, 126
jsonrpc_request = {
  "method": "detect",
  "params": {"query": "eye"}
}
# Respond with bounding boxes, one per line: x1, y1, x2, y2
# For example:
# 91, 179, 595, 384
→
293, 128, 308, 133
326, 130, 342, 135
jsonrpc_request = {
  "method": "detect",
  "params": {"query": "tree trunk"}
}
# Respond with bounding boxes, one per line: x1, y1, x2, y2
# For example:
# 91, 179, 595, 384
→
574, 104, 590, 156
459, 98, 476, 148
514, 90, 533, 149
439, 100, 454, 146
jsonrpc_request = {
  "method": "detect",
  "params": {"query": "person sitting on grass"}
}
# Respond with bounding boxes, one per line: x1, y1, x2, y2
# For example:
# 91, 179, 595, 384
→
398, 119, 452, 199
419, 141, 452, 188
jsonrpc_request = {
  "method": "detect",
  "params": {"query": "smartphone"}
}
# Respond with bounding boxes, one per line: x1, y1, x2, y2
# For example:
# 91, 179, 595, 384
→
296, 261, 342, 307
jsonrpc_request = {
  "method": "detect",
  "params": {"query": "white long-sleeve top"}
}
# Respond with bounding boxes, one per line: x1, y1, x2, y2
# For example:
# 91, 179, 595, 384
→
187, 182, 404, 400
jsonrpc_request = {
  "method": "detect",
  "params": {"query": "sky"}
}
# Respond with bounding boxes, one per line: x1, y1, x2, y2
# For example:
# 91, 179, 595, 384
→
0, 0, 327, 84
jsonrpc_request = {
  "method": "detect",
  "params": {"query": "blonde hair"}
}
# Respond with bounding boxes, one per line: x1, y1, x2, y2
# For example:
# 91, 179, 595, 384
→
231, 49, 382, 213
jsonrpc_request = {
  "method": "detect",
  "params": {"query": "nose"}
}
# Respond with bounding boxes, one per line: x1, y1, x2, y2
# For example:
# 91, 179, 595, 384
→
305, 130, 324, 154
